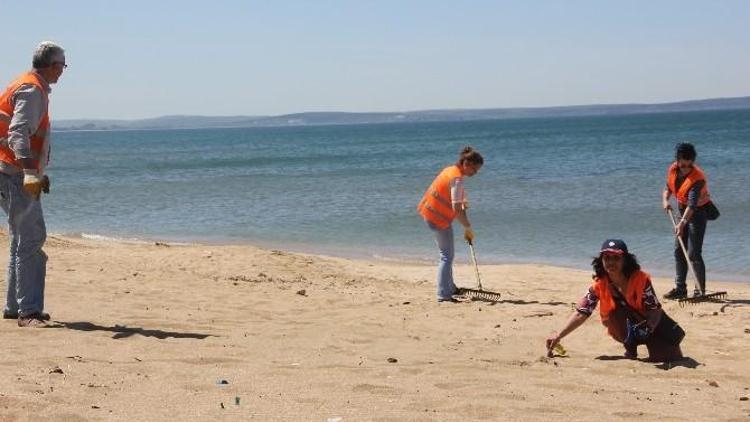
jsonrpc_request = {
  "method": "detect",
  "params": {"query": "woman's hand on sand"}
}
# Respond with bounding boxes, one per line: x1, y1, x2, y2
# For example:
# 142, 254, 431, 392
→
546, 334, 560, 357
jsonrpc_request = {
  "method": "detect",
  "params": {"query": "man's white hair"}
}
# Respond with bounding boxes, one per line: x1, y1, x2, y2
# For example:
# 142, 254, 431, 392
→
32, 41, 65, 69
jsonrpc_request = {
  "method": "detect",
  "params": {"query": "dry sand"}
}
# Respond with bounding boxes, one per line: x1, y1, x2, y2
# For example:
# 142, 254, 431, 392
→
0, 233, 748, 421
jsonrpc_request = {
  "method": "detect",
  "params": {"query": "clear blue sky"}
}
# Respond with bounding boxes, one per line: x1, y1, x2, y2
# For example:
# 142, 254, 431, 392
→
2, 0, 748, 119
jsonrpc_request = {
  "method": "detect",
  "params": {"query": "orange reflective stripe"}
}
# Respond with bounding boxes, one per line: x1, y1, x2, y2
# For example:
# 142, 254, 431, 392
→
430, 189, 452, 209
418, 165, 463, 228
593, 271, 650, 322
0, 111, 10, 123
422, 203, 453, 224
666, 162, 710, 206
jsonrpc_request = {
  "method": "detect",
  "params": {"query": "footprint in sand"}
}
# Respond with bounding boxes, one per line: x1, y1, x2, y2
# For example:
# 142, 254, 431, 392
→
352, 383, 398, 395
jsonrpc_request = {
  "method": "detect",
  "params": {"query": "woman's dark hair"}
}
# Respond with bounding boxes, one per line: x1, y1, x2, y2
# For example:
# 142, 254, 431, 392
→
675, 142, 697, 161
456, 146, 484, 166
591, 253, 641, 279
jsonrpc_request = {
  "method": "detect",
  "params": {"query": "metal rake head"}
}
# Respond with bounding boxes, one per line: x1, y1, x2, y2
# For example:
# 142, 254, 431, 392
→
457, 287, 503, 302
677, 291, 728, 307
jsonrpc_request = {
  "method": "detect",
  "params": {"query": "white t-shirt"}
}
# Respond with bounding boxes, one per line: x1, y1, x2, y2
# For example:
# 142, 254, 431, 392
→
450, 176, 466, 205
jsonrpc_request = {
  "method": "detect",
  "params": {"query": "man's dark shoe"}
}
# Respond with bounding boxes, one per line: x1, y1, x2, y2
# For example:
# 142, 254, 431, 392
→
663, 288, 687, 300
17, 313, 49, 327
10, 311, 50, 321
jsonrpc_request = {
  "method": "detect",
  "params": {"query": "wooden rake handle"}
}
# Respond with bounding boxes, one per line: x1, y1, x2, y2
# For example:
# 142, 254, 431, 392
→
467, 239, 483, 291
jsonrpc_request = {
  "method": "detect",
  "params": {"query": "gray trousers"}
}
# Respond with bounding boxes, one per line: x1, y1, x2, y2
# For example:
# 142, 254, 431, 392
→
0, 173, 47, 317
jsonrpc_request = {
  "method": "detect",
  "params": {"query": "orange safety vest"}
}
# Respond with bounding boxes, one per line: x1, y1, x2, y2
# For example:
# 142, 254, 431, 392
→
591, 270, 650, 323
417, 165, 463, 229
666, 162, 710, 207
0, 71, 51, 171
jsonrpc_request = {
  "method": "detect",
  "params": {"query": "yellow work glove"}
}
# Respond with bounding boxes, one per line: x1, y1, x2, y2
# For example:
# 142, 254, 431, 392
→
464, 227, 474, 243
23, 169, 42, 199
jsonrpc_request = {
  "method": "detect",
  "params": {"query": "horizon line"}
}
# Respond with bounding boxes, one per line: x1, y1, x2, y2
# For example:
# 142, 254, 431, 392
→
55, 94, 750, 122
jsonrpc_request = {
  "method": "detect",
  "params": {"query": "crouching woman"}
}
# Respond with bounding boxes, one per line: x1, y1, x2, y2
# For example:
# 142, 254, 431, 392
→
546, 239, 683, 362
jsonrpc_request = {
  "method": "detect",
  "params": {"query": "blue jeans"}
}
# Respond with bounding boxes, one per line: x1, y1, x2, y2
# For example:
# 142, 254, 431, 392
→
426, 221, 457, 300
0, 173, 47, 317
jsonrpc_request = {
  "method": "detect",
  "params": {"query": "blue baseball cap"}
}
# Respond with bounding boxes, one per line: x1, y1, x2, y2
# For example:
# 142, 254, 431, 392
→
600, 239, 628, 255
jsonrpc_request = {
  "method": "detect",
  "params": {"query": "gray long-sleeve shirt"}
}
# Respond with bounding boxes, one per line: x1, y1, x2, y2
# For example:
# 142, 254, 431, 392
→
1, 72, 51, 175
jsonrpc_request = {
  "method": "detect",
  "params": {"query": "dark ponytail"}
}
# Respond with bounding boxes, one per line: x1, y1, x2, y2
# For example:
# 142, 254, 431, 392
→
457, 146, 484, 167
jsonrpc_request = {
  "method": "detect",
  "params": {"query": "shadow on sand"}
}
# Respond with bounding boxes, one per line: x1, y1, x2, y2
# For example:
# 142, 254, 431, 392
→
595, 354, 701, 370
44, 321, 214, 340
467, 297, 569, 306
653, 357, 701, 370
717, 298, 750, 312
498, 299, 569, 306
595, 355, 631, 361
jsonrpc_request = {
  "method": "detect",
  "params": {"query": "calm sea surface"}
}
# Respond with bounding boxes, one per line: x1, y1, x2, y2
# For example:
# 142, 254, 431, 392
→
46, 110, 750, 282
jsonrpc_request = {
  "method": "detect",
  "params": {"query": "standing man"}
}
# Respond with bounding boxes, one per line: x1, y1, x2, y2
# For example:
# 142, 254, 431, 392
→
0, 41, 66, 326
662, 142, 711, 300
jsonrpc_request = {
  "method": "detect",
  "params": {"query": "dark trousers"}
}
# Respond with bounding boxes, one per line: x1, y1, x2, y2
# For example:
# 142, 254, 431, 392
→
606, 306, 683, 362
674, 206, 707, 292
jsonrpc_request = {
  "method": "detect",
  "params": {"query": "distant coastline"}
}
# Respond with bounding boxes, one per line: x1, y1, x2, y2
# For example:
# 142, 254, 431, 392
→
54, 95, 750, 131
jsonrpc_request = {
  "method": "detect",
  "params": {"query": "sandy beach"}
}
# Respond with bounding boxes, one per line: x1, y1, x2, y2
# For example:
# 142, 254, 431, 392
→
0, 233, 748, 421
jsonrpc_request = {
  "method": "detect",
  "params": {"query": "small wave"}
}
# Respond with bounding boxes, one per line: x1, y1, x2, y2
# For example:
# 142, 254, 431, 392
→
81, 233, 154, 244
70, 232, 191, 246
371, 253, 434, 264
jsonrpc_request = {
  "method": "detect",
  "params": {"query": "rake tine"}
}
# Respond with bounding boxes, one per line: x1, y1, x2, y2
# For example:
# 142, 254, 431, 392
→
677, 291, 728, 307
457, 287, 503, 303
456, 241, 502, 303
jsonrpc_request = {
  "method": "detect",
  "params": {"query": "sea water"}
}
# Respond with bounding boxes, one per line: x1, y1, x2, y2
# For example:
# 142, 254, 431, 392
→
45, 109, 750, 282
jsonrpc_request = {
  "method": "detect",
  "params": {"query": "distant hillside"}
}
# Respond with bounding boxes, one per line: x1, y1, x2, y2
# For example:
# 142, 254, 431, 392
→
54, 96, 750, 131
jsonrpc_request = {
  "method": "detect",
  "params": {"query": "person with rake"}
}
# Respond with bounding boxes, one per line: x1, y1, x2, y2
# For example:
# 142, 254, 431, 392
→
546, 239, 684, 362
417, 146, 483, 302
662, 142, 715, 300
